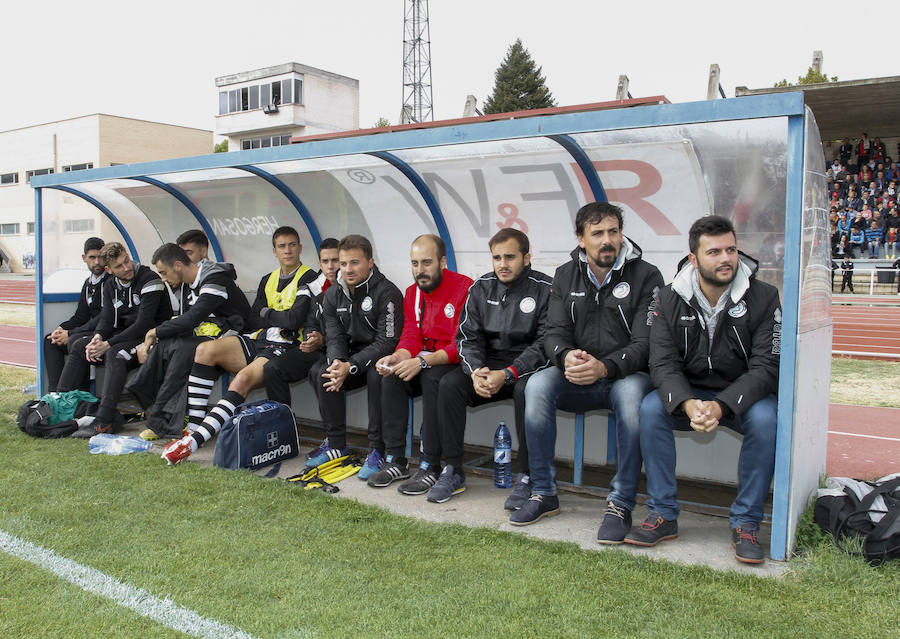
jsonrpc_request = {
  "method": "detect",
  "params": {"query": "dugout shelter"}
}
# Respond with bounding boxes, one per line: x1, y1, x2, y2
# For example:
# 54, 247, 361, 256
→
31, 92, 830, 560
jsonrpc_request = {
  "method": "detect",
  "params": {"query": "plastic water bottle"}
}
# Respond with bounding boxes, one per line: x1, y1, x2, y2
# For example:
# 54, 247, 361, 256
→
88, 433, 154, 455
493, 421, 512, 488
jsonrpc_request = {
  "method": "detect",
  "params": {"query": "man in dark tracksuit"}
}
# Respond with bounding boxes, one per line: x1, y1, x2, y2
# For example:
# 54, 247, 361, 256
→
430, 228, 552, 506
262, 238, 340, 406
43, 236, 107, 391
135, 244, 249, 463
57, 242, 170, 437
366, 234, 472, 491
511, 202, 664, 540
626, 216, 781, 565
304, 234, 403, 468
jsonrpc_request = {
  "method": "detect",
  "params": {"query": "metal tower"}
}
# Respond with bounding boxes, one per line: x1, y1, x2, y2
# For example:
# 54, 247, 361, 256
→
401, 0, 433, 124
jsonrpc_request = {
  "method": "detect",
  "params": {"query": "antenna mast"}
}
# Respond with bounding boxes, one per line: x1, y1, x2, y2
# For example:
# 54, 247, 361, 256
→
401, 0, 433, 123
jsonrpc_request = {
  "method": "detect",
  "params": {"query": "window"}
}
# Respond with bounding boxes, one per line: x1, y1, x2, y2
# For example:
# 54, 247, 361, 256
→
294, 79, 303, 104
240, 87, 249, 111
62, 163, 93, 172
260, 83, 270, 107
241, 139, 251, 151
228, 89, 238, 113
218, 91, 228, 115
1, 172, 18, 185
281, 135, 291, 145
249, 85, 259, 110
63, 219, 95, 233
281, 79, 292, 105
26, 168, 54, 183
271, 81, 281, 106
0, 223, 20, 235
241, 135, 292, 150
27, 222, 35, 234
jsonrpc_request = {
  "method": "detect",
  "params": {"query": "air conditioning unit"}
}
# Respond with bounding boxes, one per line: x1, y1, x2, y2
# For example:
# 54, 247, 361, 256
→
263, 104, 279, 115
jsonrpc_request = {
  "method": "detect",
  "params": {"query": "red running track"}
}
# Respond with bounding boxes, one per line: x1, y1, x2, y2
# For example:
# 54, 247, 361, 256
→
0, 325, 36, 368
0, 280, 35, 304
832, 303, 900, 359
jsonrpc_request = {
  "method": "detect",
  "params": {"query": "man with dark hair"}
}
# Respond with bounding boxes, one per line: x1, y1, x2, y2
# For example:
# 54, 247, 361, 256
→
148, 242, 251, 461
304, 234, 403, 468
43, 237, 108, 391
175, 229, 210, 264
627, 215, 781, 565
427, 228, 552, 505
364, 234, 473, 490
161, 228, 321, 463
56, 242, 171, 436
262, 237, 340, 405
510, 202, 664, 541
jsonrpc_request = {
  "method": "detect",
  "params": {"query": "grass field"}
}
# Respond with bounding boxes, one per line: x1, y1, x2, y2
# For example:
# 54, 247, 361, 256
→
0, 365, 897, 638
830, 357, 900, 407
0, 302, 36, 327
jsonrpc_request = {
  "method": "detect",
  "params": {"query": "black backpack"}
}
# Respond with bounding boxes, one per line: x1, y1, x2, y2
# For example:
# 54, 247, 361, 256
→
814, 474, 900, 564
16, 400, 78, 438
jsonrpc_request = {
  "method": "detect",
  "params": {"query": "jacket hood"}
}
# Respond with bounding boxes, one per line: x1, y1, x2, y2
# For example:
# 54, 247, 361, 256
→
570, 235, 643, 273
671, 250, 759, 305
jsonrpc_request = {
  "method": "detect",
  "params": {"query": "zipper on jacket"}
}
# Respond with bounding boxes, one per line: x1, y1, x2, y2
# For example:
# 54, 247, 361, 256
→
364, 316, 375, 331
733, 325, 749, 365
617, 305, 632, 336
570, 301, 576, 324
683, 327, 688, 358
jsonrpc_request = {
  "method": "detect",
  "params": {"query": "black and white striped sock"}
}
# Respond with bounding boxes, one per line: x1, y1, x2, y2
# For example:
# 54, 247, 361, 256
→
186, 363, 218, 431
193, 390, 244, 446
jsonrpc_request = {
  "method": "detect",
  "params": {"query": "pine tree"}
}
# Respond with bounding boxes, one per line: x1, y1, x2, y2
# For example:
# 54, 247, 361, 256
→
483, 39, 556, 114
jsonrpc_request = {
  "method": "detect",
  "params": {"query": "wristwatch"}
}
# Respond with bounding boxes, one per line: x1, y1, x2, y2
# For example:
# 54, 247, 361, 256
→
504, 368, 516, 386
418, 355, 430, 369
348, 362, 359, 375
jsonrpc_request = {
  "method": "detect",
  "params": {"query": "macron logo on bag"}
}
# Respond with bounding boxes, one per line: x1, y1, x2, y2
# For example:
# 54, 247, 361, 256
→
252, 444, 292, 466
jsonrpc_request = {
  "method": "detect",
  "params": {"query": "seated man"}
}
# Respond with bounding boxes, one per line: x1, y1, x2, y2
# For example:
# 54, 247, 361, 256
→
304, 234, 403, 468
43, 236, 107, 391
627, 215, 781, 565
130, 244, 250, 457
262, 237, 340, 406
176, 229, 211, 265
511, 202, 663, 543
161, 228, 322, 464
428, 228, 552, 505
56, 242, 170, 437
366, 234, 472, 489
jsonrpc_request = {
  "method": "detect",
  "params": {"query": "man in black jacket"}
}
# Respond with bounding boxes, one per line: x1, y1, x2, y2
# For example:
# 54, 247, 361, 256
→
304, 234, 403, 468
510, 202, 663, 541
57, 242, 170, 437
625, 216, 781, 565
428, 228, 552, 505
43, 236, 107, 391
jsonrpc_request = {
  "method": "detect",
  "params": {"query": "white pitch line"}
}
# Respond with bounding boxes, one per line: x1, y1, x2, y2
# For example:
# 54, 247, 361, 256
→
0, 336, 35, 344
828, 430, 900, 443
0, 529, 290, 639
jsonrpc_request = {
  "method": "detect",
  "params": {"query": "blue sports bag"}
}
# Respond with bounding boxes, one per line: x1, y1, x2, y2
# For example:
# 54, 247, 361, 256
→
213, 399, 299, 470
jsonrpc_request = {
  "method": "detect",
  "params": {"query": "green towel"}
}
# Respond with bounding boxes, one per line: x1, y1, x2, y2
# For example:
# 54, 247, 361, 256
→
39, 390, 98, 425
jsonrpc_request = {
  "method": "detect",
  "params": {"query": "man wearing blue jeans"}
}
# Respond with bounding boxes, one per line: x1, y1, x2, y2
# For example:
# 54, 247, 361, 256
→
510, 201, 663, 542
625, 215, 781, 564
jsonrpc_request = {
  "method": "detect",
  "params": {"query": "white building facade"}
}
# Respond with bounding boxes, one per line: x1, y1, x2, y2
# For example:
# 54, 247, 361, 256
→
215, 62, 359, 150
0, 115, 211, 272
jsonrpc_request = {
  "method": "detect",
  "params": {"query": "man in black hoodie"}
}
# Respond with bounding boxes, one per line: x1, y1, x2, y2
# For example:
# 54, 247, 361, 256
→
57, 242, 171, 437
43, 236, 108, 391
625, 216, 781, 565
510, 202, 663, 543
303, 234, 403, 468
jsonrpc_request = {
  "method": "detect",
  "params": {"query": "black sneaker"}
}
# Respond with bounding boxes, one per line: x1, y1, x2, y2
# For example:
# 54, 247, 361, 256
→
596, 501, 632, 545
397, 463, 439, 495
426, 465, 466, 503
71, 422, 114, 439
509, 494, 560, 526
732, 526, 765, 564
366, 459, 410, 488
623, 512, 678, 546
504, 473, 532, 511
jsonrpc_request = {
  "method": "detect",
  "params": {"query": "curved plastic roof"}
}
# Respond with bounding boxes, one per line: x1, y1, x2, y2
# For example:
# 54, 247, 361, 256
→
33, 93, 806, 295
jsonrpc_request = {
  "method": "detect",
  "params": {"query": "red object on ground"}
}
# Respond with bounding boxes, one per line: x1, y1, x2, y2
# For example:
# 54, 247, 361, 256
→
0, 280, 36, 304
832, 303, 900, 360
0, 325, 36, 368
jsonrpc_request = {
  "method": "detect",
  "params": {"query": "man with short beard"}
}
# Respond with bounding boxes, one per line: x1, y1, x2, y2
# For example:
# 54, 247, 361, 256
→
627, 215, 781, 565
511, 202, 663, 540
43, 236, 108, 391
366, 234, 472, 491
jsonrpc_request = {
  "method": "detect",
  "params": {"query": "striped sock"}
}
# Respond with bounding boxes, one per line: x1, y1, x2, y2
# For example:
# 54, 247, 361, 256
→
186, 364, 219, 431
193, 390, 244, 446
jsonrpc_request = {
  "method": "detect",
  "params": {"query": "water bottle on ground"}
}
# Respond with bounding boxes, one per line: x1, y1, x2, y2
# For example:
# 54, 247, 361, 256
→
493, 421, 512, 488
88, 433, 154, 455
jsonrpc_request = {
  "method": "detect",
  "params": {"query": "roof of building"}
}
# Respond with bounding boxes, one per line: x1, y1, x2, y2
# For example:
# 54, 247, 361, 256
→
736, 76, 900, 142
216, 62, 358, 88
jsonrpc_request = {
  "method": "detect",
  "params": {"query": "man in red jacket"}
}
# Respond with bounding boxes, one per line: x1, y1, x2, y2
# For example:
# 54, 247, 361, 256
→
366, 234, 473, 494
